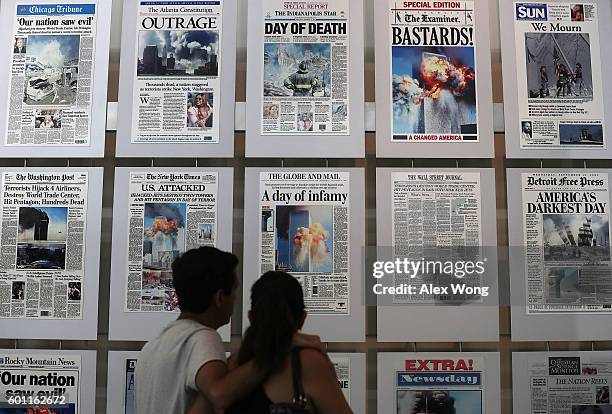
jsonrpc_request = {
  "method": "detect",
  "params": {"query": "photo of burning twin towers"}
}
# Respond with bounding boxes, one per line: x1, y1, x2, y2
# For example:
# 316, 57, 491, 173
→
392, 46, 477, 141
142, 203, 186, 311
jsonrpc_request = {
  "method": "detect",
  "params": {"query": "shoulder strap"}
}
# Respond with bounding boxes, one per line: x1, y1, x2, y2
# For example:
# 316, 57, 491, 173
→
291, 348, 307, 404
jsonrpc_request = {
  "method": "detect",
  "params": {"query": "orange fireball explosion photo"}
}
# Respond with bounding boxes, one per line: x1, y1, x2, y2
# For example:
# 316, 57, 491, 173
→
392, 46, 477, 140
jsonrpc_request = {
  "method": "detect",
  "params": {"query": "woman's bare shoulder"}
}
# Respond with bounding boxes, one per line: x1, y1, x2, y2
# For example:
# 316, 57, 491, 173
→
299, 348, 334, 377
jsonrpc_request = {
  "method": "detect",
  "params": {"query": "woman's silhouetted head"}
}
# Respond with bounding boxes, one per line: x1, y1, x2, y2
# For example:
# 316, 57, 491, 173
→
238, 271, 306, 376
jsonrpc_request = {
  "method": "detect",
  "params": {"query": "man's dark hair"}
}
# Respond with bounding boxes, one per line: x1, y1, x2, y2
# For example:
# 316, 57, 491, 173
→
171, 247, 238, 313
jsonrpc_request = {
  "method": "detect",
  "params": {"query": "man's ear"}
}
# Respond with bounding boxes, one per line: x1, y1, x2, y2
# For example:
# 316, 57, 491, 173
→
214, 289, 225, 307
247, 310, 252, 324
298, 311, 307, 330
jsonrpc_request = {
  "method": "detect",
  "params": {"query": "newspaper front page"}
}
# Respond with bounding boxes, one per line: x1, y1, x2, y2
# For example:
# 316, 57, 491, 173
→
394, 356, 485, 413
259, 171, 350, 315
130, 0, 223, 144
513, 2, 605, 149
5, 3, 98, 146
521, 172, 612, 314
330, 356, 350, 402
0, 353, 81, 412
528, 354, 612, 413
124, 358, 135, 414
389, 1, 479, 143
124, 171, 218, 312
261, 0, 350, 135
0, 172, 88, 319
391, 171, 483, 303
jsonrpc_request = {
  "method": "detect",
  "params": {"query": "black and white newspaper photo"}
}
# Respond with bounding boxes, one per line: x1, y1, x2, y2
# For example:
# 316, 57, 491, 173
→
124, 171, 218, 313
4, 3, 98, 147
391, 171, 483, 304
259, 171, 350, 315
129, 0, 222, 144
0, 172, 88, 319
525, 353, 612, 413
513, 2, 605, 149
261, 0, 350, 135
390, 0, 479, 143
0, 352, 81, 411
394, 356, 485, 414
521, 172, 612, 314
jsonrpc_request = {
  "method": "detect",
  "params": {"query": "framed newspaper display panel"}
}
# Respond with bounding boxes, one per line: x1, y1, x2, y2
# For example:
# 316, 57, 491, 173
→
513, 351, 612, 414
106, 351, 139, 414
374, 0, 495, 158
105, 351, 364, 414
115, 0, 237, 158
329, 353, 366, 413
108, 167, 233, 341
0, 167, 102, 340
242, 168, 365, 342
0, 0, 111, 158
508, 168, 612, 341
376, 168, 499, 342
0, 348, 96, 413
500, 0, 612, 159
244, 0, 365, 158
378, 352, 501, 413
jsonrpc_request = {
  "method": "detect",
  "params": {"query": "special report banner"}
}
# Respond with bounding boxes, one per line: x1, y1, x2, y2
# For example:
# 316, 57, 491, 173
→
108, 167, 233, 341
513, 351, 612, 414
378, 352, 501, 413
508, 169, 612, 341
243, 168, 365, 342
501, 0, 612, 158
375, 0, 494, 158
116, 0, 237, 157
0, 168, 103, 340
0, 349, 96, 413
0, 0, 112, 158
245, 0, 364, 158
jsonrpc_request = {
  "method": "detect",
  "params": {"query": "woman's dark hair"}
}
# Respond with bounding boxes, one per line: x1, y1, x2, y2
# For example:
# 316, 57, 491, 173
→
238, 271, 305, 376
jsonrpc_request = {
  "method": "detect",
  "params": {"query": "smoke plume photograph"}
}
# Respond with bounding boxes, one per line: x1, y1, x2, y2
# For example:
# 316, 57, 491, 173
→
137, 30, 219, 77
396, 389, 482, 413
23, 34, 80, 105
543, 214, 610, 261
392, 46, 477, 138
142, 202, 186, 271
16, 206, 68, 270
275, 205, 333, 273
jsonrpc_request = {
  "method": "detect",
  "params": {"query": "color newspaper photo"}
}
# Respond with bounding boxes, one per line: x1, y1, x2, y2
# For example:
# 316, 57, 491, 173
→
263, 43, 331, 97
275, 205, 333, 273
396, 390, 482, 413
525, 33, 593, 99
542, 214, 610, 261
17, 207, 68, 270
142, 202, 186, 310
23, 35, 80, 105
392, 46, 477, 137
137, 31, 219, 77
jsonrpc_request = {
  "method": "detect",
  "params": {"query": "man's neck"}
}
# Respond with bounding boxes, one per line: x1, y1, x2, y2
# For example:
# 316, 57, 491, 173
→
177, 312, 219, 330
